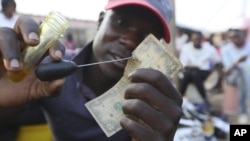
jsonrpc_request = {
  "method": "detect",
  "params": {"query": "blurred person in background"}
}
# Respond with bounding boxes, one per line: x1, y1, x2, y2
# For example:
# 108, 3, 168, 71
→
175, 27, 189, 57
207, 33, 224, 93
178, 31, 221, 111
64, 33, 77, 51
0, 0, 18, 28
63, 33, 79, 60
221, 29, 250, 124
242, 19, 250, 42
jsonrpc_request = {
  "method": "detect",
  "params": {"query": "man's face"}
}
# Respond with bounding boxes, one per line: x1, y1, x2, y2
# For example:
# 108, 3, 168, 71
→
191, 33, 202, 48
92, 6, 165, 80
231, 30, 246, 48
3, 2, 16, 18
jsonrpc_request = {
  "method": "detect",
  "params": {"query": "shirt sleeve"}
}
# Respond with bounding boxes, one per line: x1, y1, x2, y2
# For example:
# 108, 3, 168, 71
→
221, 46, 233, 71
210, 46, 221, 64
179, 45, 189, 68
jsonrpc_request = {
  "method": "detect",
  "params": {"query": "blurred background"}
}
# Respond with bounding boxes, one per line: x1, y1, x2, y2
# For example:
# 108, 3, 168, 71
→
0, 0, 248, 48
0, 0, 247, 47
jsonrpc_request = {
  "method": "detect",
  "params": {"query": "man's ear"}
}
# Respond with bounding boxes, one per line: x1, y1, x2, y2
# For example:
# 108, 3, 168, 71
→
97, 11, 105, 30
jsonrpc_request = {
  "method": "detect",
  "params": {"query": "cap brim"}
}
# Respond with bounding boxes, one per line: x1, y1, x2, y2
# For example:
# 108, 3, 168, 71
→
105, 0, 171, 43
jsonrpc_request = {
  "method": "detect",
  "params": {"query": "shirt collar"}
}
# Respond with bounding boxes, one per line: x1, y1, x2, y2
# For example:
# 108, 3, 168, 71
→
72, 41, 93, 84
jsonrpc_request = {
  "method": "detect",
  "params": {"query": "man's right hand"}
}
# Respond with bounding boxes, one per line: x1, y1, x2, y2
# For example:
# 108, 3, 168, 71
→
0, 15, 65, 107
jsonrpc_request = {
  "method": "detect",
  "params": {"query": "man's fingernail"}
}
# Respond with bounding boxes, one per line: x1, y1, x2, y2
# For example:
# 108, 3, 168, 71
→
128, 72, 134, 80
55, 50, 62, 58
28, 32, 39, 41
10, 59, 20, 68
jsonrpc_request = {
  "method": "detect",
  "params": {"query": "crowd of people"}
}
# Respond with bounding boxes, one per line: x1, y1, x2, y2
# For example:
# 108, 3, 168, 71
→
175, 27, 250, 124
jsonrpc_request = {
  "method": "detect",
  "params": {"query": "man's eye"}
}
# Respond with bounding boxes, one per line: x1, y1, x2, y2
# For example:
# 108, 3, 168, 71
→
116, 19, 127, 28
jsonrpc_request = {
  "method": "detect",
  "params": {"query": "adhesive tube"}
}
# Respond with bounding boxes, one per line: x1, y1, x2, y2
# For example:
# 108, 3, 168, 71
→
7, 11, 69, 82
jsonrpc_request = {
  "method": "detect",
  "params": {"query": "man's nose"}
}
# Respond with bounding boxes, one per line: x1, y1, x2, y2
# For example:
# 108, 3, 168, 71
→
119, 27, 141, 50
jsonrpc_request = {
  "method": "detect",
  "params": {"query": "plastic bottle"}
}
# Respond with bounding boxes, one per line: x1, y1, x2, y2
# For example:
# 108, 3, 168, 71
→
203, 116, 216, 141
7, 11, 69, 82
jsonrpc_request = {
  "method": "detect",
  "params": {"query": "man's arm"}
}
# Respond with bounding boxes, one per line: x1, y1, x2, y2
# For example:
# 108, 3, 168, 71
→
224, 55, 248, 76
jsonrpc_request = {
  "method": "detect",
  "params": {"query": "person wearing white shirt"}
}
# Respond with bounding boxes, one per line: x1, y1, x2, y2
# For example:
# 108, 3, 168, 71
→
179, 31, 221, 110
221, 29, 250, 124
0, 0, 18, 28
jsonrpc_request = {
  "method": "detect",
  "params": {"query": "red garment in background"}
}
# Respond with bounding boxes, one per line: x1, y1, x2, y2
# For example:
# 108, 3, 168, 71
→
64, 40, 76, 50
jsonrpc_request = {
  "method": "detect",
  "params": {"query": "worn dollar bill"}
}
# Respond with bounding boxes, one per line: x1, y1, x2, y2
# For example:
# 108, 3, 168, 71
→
85, 34, 183, 137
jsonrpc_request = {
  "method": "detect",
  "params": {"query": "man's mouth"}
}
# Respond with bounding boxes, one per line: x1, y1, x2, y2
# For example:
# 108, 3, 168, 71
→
110, 54, 129, 69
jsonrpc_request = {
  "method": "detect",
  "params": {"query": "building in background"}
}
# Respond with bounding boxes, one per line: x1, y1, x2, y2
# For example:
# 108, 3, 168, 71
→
30, 14, 97, 48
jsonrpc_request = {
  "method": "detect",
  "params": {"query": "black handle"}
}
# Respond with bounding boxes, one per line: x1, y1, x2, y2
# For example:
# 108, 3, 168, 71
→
35, 60, 77, 81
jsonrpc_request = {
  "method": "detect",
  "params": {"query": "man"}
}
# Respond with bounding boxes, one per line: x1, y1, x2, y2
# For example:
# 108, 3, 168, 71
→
0, 0, 18, 28
0, 0, 183, 140
221, 29, 250, 124
63, 33, 79, 60
178, 31, 221, 110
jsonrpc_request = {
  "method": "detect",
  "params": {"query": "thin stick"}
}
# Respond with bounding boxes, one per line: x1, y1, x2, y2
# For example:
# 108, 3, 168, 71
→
77, 56, 133, 68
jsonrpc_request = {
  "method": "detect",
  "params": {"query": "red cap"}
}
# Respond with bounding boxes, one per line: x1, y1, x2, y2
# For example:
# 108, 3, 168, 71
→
105, 0, 173, 43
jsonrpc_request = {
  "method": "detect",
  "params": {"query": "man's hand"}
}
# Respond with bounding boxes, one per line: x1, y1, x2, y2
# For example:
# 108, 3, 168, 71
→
121, 69, 183, 141
0, 16, 65, 107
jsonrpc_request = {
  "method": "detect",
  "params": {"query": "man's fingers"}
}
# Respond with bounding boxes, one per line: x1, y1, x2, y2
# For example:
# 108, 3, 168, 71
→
14, 15, 40, 47
49, 42, 65, 61
0, 16, 40, 71
128, 69, 183, 106
120, 117, 160, 141
125, 83, 179, 114
0, 28, 22, 70
43, 78, 65, 97
122, 99, 180, 132
28, 78, 65, 100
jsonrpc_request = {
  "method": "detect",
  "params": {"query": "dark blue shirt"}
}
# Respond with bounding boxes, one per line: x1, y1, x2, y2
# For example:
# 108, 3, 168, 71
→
41, 43, 130, 141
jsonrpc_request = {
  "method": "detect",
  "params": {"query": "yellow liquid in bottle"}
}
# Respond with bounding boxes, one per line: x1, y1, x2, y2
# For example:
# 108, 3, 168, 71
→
7, 69, 28, 82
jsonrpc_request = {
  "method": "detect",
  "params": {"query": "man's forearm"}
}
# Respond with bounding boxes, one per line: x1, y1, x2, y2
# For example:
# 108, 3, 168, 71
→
224, 62, 238, 76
